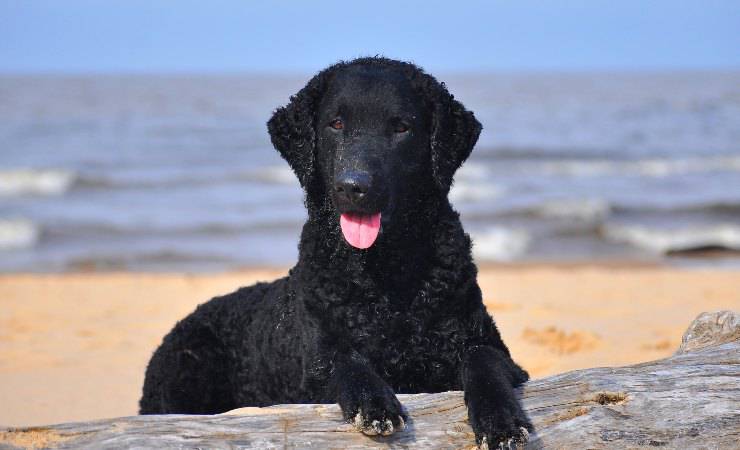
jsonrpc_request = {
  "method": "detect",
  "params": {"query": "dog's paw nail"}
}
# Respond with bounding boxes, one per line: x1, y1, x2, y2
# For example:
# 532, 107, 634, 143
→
366, 419, 381, 436
353, 411, 373, 434
518, 426, 529, 442
353, 411, 363, 429
478, 436, 488, 450
478, 436, 489, 450
350, 406, 403, 436
380, 418, 394, 436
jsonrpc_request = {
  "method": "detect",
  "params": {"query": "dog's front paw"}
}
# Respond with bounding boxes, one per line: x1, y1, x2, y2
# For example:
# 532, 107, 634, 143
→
351, 407, 405, 436
339, 382, 406, 436
469, 402, 532, 450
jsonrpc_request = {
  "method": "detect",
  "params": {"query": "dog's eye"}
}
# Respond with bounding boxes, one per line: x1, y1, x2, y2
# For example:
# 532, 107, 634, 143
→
329, 119, 344, 130
394, 123, 410, 133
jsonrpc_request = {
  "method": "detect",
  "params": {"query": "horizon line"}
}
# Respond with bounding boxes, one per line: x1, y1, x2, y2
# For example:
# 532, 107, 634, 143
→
2, 66, 739, 78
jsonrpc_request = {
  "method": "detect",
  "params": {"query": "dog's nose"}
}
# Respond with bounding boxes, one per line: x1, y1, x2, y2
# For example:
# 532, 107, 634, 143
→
334, 171, 371, 203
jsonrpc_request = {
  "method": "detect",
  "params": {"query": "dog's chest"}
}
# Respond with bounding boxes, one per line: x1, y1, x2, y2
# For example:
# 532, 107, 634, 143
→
341, 298, 466, 392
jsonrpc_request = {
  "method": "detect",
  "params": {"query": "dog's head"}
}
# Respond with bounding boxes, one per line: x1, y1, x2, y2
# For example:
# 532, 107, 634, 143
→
268, 57, 481, 250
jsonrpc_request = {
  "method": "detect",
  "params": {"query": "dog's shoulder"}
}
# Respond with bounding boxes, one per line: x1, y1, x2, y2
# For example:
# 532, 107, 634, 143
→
185, 276, 290, 331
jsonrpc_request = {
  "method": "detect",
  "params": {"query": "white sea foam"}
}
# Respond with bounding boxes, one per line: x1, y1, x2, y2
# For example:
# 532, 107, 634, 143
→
0, 169, 76, 196
471, 227, 530, 261
449, 181, 503, 203
539, 155, 740, 178
535, 198, 610, 222
0, 219, 40, 250
455, 162, 490, 181
450, 163, 502, 202
604, 223, 740, 254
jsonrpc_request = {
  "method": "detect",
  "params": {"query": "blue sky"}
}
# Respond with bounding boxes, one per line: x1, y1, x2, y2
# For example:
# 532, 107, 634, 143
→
1, 0, 738, 73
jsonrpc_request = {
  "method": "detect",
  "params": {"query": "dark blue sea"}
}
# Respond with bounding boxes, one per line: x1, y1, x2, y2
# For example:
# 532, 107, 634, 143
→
1, 72, 739, 271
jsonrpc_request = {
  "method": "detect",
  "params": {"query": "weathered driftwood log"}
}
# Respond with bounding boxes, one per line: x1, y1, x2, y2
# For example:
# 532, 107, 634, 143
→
1, 311, 738, 450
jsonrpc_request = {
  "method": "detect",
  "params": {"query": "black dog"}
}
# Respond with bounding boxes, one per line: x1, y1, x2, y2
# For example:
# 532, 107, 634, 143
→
140, 57, 532, 448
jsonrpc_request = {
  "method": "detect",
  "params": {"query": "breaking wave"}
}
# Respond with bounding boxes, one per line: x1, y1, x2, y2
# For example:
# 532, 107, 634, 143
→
46, 219, 301, 238
537, 155, 740, 178
471, 227, 530, 261
603, 223, 740, 254
531, 198, 611, 222
0, 169, 76, 196
75, 165, 297, 190
449, 181, 504, 203
0, 218, 40, 250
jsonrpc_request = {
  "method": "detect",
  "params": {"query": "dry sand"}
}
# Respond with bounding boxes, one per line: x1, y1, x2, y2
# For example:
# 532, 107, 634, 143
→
0, 266, 738, 427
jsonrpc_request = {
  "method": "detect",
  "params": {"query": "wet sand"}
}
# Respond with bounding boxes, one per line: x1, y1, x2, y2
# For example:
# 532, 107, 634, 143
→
0, 266, 738, 427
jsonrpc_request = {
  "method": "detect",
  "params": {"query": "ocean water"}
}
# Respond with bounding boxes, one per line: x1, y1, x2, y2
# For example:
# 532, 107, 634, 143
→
1, 72, 739, 271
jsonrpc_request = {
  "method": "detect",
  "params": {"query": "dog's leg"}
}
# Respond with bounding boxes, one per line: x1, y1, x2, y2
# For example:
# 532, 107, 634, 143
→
462, 345, 532, 450
140, 311, 234, 415
327, 351, 406, 436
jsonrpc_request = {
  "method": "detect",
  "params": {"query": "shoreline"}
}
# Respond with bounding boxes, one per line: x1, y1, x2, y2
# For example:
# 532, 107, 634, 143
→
5, 250, 740, 276
1, 265, 738, 427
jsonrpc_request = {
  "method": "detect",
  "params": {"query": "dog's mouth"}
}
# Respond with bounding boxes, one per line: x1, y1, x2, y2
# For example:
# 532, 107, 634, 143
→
339, 212, 382, 249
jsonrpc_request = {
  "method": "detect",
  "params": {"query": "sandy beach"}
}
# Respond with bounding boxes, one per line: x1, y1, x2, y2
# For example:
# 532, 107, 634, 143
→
0, 265, 738, 427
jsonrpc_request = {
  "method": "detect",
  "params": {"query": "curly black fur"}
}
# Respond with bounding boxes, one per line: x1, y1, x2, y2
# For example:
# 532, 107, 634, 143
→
140, 57, 532, 447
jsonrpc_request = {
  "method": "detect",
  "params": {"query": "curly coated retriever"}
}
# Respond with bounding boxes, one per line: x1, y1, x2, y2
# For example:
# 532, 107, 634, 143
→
140, 57, 532, 448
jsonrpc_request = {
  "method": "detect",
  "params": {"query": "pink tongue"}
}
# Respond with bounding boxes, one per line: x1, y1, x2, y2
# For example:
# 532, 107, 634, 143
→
340, 212, 382, 249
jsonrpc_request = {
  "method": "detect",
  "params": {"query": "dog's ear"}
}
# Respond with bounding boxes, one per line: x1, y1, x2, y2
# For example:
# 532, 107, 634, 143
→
267, 74, 327, 188
429, 84, 482, 193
